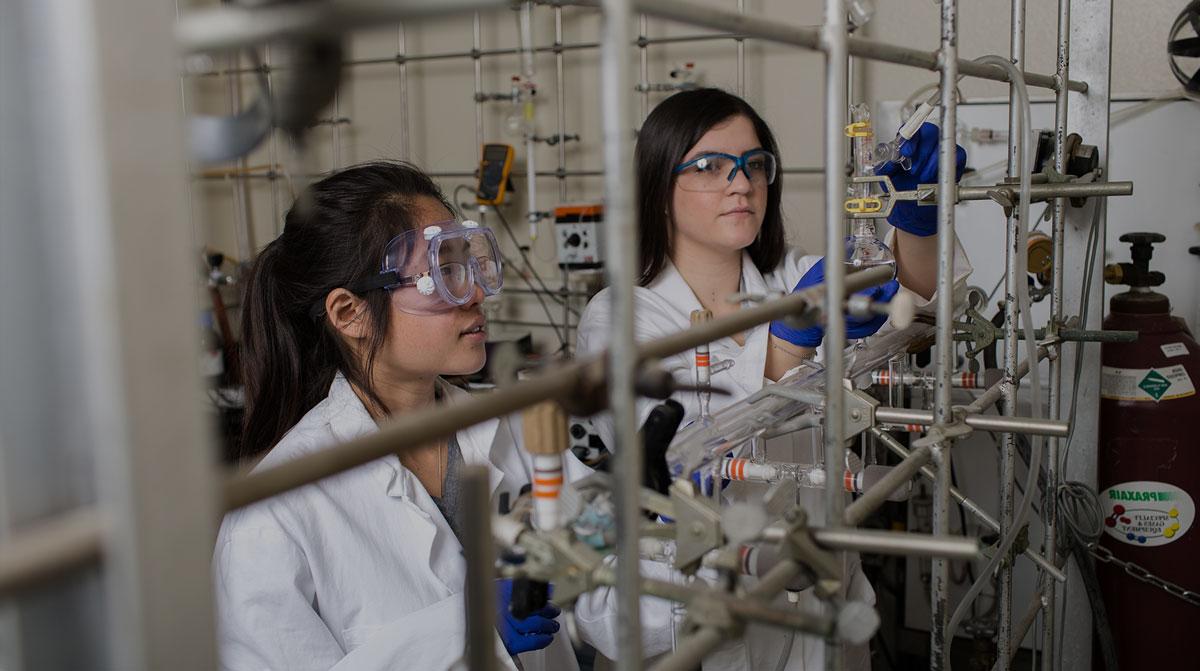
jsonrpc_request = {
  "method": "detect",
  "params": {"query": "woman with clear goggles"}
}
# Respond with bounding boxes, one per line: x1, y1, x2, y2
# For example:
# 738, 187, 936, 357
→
213, 161, 627, 670
575, 88, 973, 670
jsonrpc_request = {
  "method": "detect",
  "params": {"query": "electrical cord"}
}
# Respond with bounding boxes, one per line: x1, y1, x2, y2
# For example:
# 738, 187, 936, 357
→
489, 202, 582, 319
452, 185, 577, 350
490, 205, 579, 351
1056, 480, 1121, 671
1060, 198, 1104, 474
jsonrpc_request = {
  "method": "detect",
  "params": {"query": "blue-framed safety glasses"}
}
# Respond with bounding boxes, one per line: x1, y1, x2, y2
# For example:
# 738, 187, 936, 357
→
353, 219, 503, 315
672, 149, 778, 192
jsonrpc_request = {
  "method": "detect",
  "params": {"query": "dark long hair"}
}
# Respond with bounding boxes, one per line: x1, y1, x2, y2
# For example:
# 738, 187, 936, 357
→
635, 88, 785, 285
239, 161, 452, 461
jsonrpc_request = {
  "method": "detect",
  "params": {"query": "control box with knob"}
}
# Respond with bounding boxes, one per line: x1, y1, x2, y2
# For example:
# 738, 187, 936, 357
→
555, 203, 604, 269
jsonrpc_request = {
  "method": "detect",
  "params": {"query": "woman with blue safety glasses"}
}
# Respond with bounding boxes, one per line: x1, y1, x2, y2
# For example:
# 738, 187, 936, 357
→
213, 161, 612, 670
576, 89, 972, 670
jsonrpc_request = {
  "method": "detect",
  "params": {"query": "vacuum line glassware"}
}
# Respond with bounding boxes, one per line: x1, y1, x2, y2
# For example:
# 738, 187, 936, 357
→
844, 103, 895, 275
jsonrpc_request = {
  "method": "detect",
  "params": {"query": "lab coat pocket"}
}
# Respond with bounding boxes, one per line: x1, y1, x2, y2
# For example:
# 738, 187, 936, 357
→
335, 594, 470, 671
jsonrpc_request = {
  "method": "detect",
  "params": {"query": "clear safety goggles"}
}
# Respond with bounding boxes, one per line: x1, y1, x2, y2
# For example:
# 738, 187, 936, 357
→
672, 149, 778, 193
354, 219, 503, 315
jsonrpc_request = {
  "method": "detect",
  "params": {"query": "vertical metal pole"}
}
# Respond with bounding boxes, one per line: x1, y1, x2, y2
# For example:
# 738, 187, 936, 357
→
735, 0, 745, 96
554, 5, 571, 354
462, 465, 498, 671
998, 0, 1026, 664
1059, 1, 1112, 668
931, 1, 959, 668
398, 23, 411, 161
265, 44, 282, 236
1, 2, 110, 666
1042, 0, 1070, 665
638, 13, 649, 121
3, 0, 225, 666
822, 1, 848, 669
599, 0, 642, 668
332, 89, 342, 170
554, 5, 567, 202
225, 53, 255, 262
473, 12, 485, 154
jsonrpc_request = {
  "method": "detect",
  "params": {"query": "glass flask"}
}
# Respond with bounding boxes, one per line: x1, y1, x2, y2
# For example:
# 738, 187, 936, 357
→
844, 103, 896, 276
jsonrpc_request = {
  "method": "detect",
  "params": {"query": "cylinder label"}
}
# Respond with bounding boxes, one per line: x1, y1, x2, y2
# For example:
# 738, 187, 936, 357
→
1161, 342, 1189, 358
1101, 481, 1194, 547
1100, 365, 1195, 402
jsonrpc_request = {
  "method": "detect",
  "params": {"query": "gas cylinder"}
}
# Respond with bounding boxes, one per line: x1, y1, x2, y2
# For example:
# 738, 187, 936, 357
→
1097, 232, 1200, 669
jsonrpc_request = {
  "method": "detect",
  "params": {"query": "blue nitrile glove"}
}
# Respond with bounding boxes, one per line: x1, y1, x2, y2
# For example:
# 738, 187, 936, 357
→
496, 579, 561, 655
876, 121, 967, 237
769, 258, 901, 347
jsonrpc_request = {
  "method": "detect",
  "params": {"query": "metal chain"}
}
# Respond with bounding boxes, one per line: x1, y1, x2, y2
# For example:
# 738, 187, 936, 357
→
1086, 542, 1200, 607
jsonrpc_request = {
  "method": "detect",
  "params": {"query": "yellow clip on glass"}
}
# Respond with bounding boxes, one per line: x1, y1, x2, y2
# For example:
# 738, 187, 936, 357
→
844, 197, 883, 214
844, 121, 873, 138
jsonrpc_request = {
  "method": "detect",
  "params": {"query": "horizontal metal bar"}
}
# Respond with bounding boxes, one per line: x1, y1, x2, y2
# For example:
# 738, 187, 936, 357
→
874, 406, 1070, 438
869, 428, 1067, 582
177, 0, 510, 53
192, 167, 824, 182
639, 265, 893, 362
190, 32, 748, 77
622, 0, 1086, 92
190, 169, 606, 181
758, 524, 978, 560
0, 507, 105, 599
223, 266, 894, 510
501, 288, 593, 298
489, 318, 576, 330
811, 528, 980, 561
843, 445, 932, 526
957, 180, 1132, 202
591, 566, 834, 634
983, 327, 1137, 344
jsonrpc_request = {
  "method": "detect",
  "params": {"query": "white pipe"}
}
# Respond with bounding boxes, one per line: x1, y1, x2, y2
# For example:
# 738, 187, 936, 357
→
519, 1, 540, 240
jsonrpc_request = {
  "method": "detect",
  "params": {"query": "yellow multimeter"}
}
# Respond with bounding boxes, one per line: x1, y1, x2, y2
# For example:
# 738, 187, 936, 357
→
476, 143, 515, 206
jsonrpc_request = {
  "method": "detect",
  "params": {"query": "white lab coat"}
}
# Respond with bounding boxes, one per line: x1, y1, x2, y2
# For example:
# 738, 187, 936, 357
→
575, 241, 972, 670
213, 375, 594, 671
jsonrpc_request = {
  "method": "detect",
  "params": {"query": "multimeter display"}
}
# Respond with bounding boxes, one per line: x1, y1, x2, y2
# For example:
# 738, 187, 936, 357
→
477, 144, 514, 205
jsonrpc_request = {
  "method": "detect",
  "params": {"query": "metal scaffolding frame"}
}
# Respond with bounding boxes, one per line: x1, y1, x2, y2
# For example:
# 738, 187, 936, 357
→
0, 0, 1118, 668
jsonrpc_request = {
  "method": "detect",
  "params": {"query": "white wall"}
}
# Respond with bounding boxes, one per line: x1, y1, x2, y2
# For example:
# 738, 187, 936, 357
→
189, 1, 1192, 350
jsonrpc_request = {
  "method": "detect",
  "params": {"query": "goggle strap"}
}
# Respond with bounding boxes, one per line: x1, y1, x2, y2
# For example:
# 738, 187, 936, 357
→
352, 270, 404, 294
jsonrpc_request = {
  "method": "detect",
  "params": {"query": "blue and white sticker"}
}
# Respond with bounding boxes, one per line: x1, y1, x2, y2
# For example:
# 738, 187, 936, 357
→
1101, 480, 1194, 547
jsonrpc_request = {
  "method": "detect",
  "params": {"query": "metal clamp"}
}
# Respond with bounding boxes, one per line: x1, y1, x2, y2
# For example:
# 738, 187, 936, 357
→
910, 410, 973, 448
845, 386, 880, 440
682, 594, 741, 636
669, 479, 724, 574
846, 174, 937, 219
777, 507, 842, 600
510, 527, 605, 605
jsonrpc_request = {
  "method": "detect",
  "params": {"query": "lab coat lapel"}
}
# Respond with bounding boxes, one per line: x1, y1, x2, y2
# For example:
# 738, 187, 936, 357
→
718, 253, 772, 400
443, 383, 507, 500
647, 259, 705, 323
